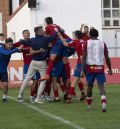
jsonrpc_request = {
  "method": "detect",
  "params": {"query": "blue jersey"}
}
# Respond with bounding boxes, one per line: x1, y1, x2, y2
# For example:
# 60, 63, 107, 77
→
0, 46, 19, 73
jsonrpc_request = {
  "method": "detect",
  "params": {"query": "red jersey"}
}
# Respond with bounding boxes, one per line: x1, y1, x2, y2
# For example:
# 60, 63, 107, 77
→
69, 39, 85, 64
82, 33, 90, 43
13, 42, 32, 64
45, 24, 71, 45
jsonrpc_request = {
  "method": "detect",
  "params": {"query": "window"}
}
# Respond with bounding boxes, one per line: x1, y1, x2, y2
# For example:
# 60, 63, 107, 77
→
112, 10, 119, 17
104, 10, 111, 18
112, 0, 119, 8
113, 20, 119, 26
102, 0, 120, 27
104, 20, 110, 26
103, 0, 110, 8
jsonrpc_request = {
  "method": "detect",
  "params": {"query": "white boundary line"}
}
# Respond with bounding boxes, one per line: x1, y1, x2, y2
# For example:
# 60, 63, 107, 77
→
8, 96, 85, 129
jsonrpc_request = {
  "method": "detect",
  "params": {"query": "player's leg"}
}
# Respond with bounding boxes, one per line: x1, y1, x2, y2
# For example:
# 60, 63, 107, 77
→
40, 40, 62, 81
96, 73, 107, 112
44, 78, 52, 102
51, 60, 64, 102
35, 61, 47, 104
86, 73, 95, 109
0, 72, 9, 102
18, 61, 37, 101
52, 77, 60, 102
30, 72, 40, 103
74, 63, 86, 101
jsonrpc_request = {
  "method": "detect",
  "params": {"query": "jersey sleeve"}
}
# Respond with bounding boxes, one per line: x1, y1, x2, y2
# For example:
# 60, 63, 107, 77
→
0, 47, 19, 55
13, 42, 21, 47
69, 41, 75, 47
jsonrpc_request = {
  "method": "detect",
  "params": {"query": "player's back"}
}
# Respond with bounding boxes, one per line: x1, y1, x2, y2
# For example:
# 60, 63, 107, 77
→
45, 24, 70, 40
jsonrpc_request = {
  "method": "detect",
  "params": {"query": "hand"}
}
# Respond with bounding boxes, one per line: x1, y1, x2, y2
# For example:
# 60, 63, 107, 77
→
81, 24, 84, 27
80, 71, 85, 78
108, 69, 112, 75
54, 28, 59, 32
18, 44, 24, 51
40, 48, 46, 53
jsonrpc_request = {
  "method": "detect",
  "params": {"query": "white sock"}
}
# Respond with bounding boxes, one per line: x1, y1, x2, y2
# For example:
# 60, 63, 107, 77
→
3, 94, 7, 99
101, 95, 107, 109
37, 81, 46, 99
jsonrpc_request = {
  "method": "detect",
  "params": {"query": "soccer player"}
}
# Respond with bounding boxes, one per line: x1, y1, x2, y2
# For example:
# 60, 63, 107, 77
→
58, 30, 86, 103
0, 38, 22, 102
0, 33, 5, 44
80, 24, 90, 42
14, 30, 40, 103
41, 17, 71, 88
18, 26, 59, 104
81, 29, 112, 112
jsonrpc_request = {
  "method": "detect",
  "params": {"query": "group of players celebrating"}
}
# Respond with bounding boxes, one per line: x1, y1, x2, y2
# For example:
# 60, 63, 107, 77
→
0, 17, 112, 112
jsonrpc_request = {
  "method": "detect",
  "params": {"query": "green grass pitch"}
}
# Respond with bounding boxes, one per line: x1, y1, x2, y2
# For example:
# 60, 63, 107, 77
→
0, 85, 120, 129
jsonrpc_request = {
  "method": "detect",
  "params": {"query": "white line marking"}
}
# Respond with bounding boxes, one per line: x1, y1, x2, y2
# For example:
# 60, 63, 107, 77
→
8, 96, 85, 129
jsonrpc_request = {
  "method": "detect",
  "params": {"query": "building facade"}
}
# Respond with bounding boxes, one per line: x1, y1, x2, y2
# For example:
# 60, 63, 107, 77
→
0, 0, 9, 35
0, 0, 119, 59
102, 0, 120, 57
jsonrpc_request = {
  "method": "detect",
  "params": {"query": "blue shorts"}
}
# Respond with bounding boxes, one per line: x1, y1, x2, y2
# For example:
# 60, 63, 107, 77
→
23, 64, 40, 80
86, 73, 106, 86
61, 66, 67, 82
50, 39, 72, 57
74, 63, 81, 78
51, 60, 64, 77
50, 39, 63, 55
0, 71, 8, 82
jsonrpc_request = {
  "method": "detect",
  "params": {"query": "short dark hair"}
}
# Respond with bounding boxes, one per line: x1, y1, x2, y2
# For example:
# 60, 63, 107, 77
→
5, 37, 13, 44
45, 17, 53, 24
34, 26, 43, 35
89, 29, 99, 38
0, 33, 4, 37
84, 26, 89, 29
74, 30, 83, 39
22, 29, 29, 34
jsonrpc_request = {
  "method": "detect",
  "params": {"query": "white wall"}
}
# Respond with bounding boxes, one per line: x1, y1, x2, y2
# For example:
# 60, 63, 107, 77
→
30, 0, 102, 38
12, 0, 19, 13
7, 0, 102, 60
7, 3, 31, 60
0, 13, 2, 33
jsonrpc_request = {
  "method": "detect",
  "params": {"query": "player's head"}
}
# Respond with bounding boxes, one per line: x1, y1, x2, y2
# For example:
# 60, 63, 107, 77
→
5, 37, 13, 50
0, 33, 5, 41
22, 30, 30, 39
90, 26, 95, 30
73, 30, 83, 39
89, 28, 99, 38
45, 17, 53, 25
84, 26, 89, 34
34, 26, 45, 36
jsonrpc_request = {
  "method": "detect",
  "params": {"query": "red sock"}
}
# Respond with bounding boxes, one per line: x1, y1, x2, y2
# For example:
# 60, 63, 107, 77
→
64, 63, 71, 79
30, 89, 35, 96
46, 59, 55, 75
45, 80, 52, 96
54, 90, 59, 98
68, 87, 74, 99
78, 82, 84, 92
60, 85, 66, 93
86, 97, 92, 105
31, 83, 38, 97
34, 85, 38, 96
